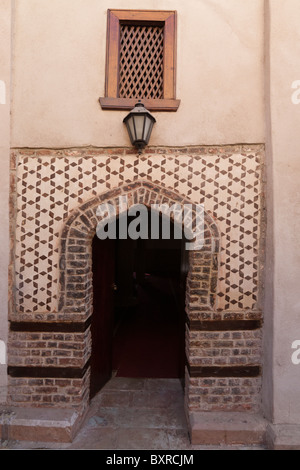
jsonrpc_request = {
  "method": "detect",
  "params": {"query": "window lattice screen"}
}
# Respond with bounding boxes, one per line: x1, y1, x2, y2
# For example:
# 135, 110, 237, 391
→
119, 24, 164, 99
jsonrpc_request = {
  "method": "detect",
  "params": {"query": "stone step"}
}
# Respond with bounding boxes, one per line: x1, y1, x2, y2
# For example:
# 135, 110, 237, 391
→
0, 406, 84, 443
188, 411, 268, 446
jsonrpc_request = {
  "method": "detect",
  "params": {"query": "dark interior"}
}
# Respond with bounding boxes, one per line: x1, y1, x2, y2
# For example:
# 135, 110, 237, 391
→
90, 211, 188, 398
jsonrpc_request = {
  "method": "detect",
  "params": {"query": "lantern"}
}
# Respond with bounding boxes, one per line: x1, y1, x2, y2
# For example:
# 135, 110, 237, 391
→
123, 101, 156, 153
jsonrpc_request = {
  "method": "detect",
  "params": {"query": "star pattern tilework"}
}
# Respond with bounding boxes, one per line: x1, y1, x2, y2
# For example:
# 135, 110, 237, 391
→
14, 149, 263, 314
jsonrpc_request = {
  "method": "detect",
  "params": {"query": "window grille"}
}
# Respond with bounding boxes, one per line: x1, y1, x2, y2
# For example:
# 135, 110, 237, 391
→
119, 24, 164, 100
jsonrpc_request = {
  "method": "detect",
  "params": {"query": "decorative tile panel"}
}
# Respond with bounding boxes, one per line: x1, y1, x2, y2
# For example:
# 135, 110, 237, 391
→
12, 146, 264, 317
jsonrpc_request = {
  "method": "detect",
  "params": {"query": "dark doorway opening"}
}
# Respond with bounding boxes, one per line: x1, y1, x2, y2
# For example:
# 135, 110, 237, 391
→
90, 211, 188, 399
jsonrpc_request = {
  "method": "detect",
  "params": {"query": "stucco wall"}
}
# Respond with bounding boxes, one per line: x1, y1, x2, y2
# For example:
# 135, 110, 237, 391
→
10, 0, 265, 148
0, 0, 12, 401
1, 0, 300, 444
264, 0, 300, 425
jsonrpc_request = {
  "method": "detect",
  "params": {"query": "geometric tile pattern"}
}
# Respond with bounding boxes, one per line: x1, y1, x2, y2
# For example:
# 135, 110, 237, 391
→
57, 180, 220, 322
13, 146, 264, 315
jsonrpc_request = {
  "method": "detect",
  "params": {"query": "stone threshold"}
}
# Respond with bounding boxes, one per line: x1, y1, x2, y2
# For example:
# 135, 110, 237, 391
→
0, 406, 85, 443
189, 411, 300, 449
188, 411, 268, 447
2, 405, 300, 449
265, 423, 300, 450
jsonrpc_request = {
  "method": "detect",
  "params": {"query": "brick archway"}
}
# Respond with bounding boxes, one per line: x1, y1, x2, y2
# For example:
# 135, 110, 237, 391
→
56, 181, 220, 410
6, 146, 265, 443
8, 180, 221, 419
58, 180, 220, 320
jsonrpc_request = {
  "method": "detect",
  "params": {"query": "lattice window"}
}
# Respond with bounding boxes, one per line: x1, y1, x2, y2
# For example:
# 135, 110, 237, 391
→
99, 10, 180, 111
119, 24, 164, 100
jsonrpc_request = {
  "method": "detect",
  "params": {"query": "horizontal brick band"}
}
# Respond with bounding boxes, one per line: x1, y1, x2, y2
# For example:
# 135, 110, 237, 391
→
186, 318, 262, 331
9, 317, 91, 333
8, 361, 90, 379
187, 364, 261, 378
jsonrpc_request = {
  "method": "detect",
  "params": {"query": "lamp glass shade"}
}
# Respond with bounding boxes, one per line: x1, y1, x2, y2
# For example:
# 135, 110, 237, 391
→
123, 102, 156, 152
134, 114, 144, 140
143, 117, 152, 142
127, 117, 135, 144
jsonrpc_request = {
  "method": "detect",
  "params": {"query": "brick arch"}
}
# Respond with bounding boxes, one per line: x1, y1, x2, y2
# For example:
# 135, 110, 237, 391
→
54, 180, 221, 415
58, 180, 220, 320
7, 180, 222, 422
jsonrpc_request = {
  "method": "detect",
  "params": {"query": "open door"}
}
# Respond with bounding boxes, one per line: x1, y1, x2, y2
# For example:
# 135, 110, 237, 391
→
179, 237, 189, 385
112, 213, 187, 380
90, 235, 115, 399
90, 213, 188, 396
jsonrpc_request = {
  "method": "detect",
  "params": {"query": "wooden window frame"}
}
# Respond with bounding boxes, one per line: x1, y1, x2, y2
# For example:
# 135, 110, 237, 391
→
99, 9, 180, 112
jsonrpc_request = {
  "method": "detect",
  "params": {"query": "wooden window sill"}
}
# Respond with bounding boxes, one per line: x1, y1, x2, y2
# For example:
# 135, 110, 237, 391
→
99, 97, 180, 112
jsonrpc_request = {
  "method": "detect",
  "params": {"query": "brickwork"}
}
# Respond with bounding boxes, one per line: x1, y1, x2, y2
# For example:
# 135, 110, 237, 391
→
8, 329, 91, 368
8, 370, 90, 408
7, 145, 264, 413
185, 372, 261, 412
187, 329, 262, 367
58, 180, 219, 321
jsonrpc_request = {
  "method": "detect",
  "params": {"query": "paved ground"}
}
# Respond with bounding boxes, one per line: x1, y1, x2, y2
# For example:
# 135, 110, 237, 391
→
0, 377, 265, 450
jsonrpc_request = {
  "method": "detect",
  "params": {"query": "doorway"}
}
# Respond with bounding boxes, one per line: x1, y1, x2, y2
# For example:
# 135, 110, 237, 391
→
90, 211, 187, 399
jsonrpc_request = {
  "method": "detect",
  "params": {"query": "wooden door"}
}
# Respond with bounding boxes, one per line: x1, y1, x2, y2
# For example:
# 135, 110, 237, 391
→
90, 236, 115, 399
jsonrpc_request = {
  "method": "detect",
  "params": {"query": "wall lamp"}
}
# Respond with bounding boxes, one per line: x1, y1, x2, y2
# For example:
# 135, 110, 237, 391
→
123, 101, 156, 154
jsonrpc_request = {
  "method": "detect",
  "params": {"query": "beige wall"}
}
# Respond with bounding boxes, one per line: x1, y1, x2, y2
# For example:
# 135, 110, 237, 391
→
11, 0, 265, 148
0, 0, 12, 400
264, 0, 300, 425
7, 0, 300, 433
